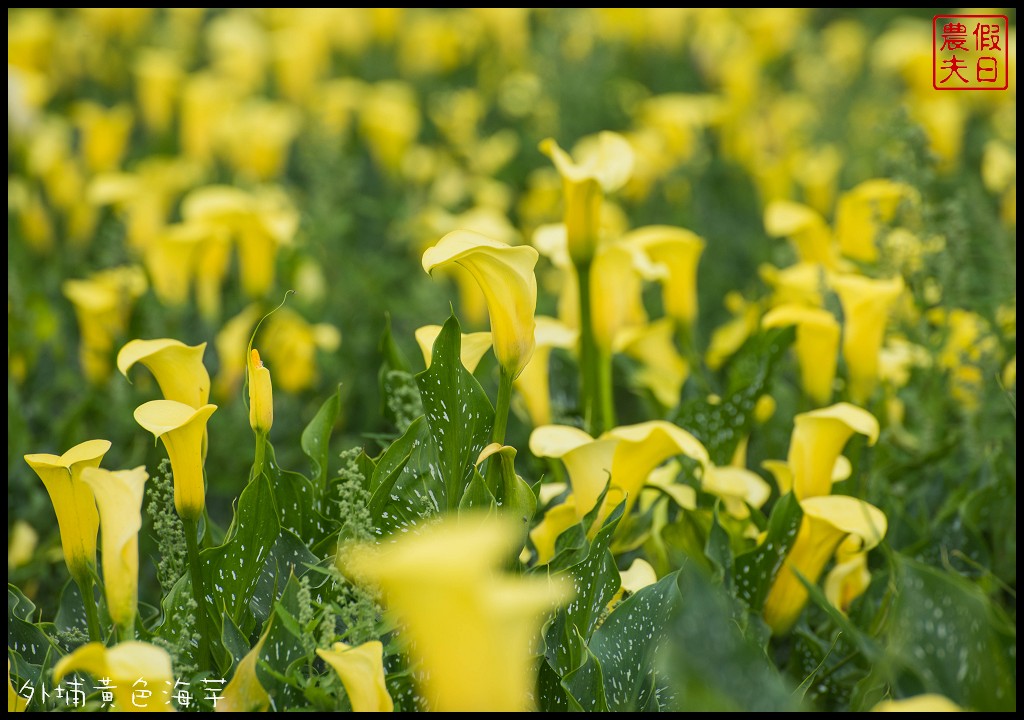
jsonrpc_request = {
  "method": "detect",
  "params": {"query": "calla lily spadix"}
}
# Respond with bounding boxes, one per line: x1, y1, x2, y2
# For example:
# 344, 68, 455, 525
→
53, 641, 174, 713
763, 495, 887, 635
80, 466, 148, 631
118, 338, 211, 408
24, 440, 112, 585
342, 516, 572, 712
787, 403, 878, 500
134, 400, 217, 521
762, 304, 840, 406
316, 641, 394, 713
422, 230, 539, 379
415, 324, 493, 373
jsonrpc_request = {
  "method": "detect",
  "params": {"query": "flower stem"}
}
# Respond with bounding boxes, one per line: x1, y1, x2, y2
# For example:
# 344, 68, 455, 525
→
253, 432, 267, 479
576, 260, 603, 435
182, 518, 211, 671
76, 576, 102, 642
596, 349, 615, 432
492, 367, 514, 446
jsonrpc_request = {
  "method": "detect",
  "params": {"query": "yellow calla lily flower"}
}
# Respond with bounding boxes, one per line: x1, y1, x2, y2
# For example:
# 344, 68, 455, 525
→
530, 497, 580, 565
702, 465, 771, 520
590, 240, 664, 353
359, 81, 421, 175
623, 225, 706, 328
763, 304, 840, 405
142, 222, 207, 307
643, 460, 697, 512
513, 317, 577, 427
343, 517, 571, 712
787, 403, 878, 500
260, 308, 340, 393
871, 694, 963, 712
422, 231, 539, 378
8, 659, 29, 712
764, 200, 836, 267
539, 132, 634, 262
132, 48, 182, 134
835, 179, 916, 262
214, 304, 262, 399
24, 440, 111, 584
72, 102, 133, 173
117, 338, 211, 408
615, 318, 689, 408
763, 495, 886, 635
763, 456, 852, 496
824, 536, 871, 616
609, 557, 659, 606
316, 641, 393, 713
415, 324, 493, 373
80, 466, 148, 631
7, 521, 38, 569
831, 274, 905, 404
53, 642, 173, 713
760, 262, 826, 308
247, 349, 274, 436
134, 400, 217, 521
217, 620, 271, 713
529, 425, 618, 521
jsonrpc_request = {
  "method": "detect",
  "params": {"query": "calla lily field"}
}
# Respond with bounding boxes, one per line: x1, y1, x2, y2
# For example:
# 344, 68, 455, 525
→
7, 8, 1016, 713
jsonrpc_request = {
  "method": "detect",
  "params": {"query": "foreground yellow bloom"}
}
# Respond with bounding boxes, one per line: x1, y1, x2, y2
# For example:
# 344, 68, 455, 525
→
134, 400, 217, 521
343, 517, 571, 711
117, 338, 211, 408
247, 349, 274, 436
763, 304, 840, 406
80, 466, 148, 631
540, 132, 634, 262
24, 440, 111, 584
422, 231, 539, 378
831, 274, 905, 404
415, 325, 493, 373
625, 225, 706, 329
763, 495, 886, 634
53, 642, 173, 712
317, 641, 393, 713
787, 403, 878, 500
871, 694, 963, 712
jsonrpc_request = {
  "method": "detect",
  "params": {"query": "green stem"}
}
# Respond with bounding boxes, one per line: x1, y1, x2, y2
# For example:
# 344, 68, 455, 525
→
576, 260, 602, 434
182, 518, 212, 671
492, 367, 514, 446
253, 432, 267, 479
596, 349, 615, 432
76, 576, 102, 642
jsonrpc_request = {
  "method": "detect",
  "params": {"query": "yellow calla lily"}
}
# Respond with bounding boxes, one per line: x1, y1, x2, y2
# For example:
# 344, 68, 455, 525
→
260, 308, 341, 393
835, 179, 916, 262
53, 642, 173, 713
702, 465, 771, 520
142, 222, 206, 307
217, 620, 271, 713
590, 240, 664, 353
764, 200, 836, 267
824, 536, 871, 616
760, 262, 826, 308
615, 318, 689, 408
513, 317, 577, 427
705, 292, 762, 370
609, 557, 659, 606
529, 425, 618, 521
532, 223, 579, 331
415, 325, 493, 373
132, 48, 182, 134
343, 517, 571, 712
763, 495, 886, 635
24, 439, 111, 584
72, 102, 133, 173
787, 403, 878, 500
247, 349, 274, 436
831, 274, 905, 404
763, 304, 840, 406
359, 81, 421, 175
316, 641, 393, 713
871, 694, 963, 712
8, 521, 38, 569
762, 456, 852, 496
8, 659, 28, 712
642, 460, 697, 511
214, 304, 262, 399
80, 466, 148, 631
422, 231, 539, 378
117, 338, 211, 408
604, 421, 710, 517
623, 225, 706, 329
539, 131, 634, 262
530, 497, 580, 565
134, 400, 217, 521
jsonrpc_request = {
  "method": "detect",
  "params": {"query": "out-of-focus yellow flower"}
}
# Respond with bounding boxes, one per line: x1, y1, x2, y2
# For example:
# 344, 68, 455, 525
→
133, 49, 182, 134
615, 319, 689, 408
415, 325, 493, 373
260, 308, 341, 393
702, 464, 771, 520
141, 223, 208, 306
787, 403, 878, 500
217, 621, 271, 713
871, 694, 963, 712
540, 132, 634, 263
316, 641, 393, 713
1004, 355, 1016, 388
763, 304, 840, 405
134, 400, 217, 521
824, 535, 871, 616
764, 200, 836, 267
7, 521, 38, 569
214, 305, 262, 399
207, 10, 268, 95
72, 102, 133, 174
80, 466, 148, 631
247, 349, 274, 436
590, 241, 664, 353
118, 338, 211, 409
272, 14, 332, 104
625, 225, 706, 329
181, 72, 241, 166
53, 642, 173, 713
832, 274, 904, 404
878, 337, 931, 389
514, 317, 577, 427
220, 101, 301, 181
343, 516, 571, 712
790, 145, 842, 216
423, 231, 538, 378
760, 262, 826, 308
8, 658, 29, 711
763, 495, 886, 634
706, 292, 762, 370
8, 180, 54, 253
23, 440, 111, 585
62, 267, 148, 383
360, 82, 421, 175
834, 179, 916, 263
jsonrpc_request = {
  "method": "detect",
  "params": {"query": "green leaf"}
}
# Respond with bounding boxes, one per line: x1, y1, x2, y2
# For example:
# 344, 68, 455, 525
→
203, 472, 282, 624
459, 467, 496, 513
265, 442, 319, 541
368, 415, 424, 498
706, 507, 734, 588
415, 313, 494, 512
8, 587, 59, 665
249, 529, 319, 625
560, 627, 609, 712
734, 492, 803, 612
256, 574, 310, 710
367, 416, 445, 537
301, 384, 341, 489
488, 444, 537, 545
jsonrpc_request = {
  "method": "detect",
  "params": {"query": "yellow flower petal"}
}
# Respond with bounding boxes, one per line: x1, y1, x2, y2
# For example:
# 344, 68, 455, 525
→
53, 642, 173, 712
317, 641, 393, 712
415, 324, 493, 373
247, 348, 274, 435
8, 660, 28, 712
118, 338, 211, 408
513, 316, 577, 427
871, 694, 963, 712
763, 304, 840, 405
835, 179, 916, 263
623, 225, 706, 327
788, 403, 878, 500
218, 622, 272, 713
529, 425, 618, 520
530, 497, 579, 565
764, 200, 835, 267
831, 274, 905, 404
615, 318, 689, 408
702, 465, 771, 520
